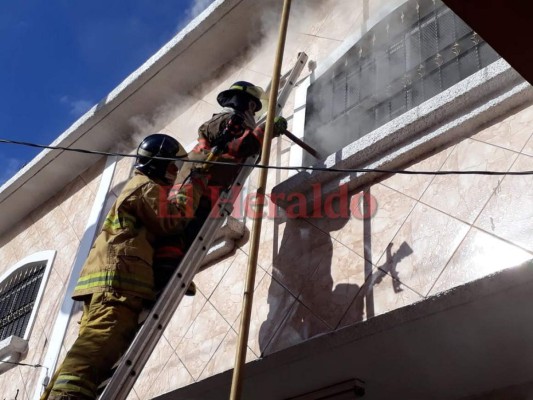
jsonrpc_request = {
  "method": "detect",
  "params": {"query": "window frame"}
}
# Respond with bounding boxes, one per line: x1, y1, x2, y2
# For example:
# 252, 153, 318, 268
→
0, 250, 55, 373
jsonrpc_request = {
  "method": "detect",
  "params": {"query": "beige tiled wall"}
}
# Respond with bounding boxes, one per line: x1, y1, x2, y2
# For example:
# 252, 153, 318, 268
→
4, 0, 531, 398
0, 158, 105, 398
150, 103, 532, 393
131, 2, 533, 398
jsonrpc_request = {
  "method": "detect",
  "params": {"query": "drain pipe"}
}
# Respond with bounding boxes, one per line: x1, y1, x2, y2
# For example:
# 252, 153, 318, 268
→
229, 1, 292, 399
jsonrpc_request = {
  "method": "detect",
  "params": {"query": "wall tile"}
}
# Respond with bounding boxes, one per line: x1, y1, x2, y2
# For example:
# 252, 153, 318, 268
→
198, 329, 257, 381
25, 317, 48, 366
165, 291, 208, 351
234, 272, 297, 357
420, 139, 517, 224
340, 270, 424, 328
79, 157, 105, 196
264, 301, 330, 356
24, 227, 48, 256
0, 368, 26, 400
51, 238, 81, 284
265, 150, 291, 196
522, 133, 533, 157
35, 206, 78, 254
126, 389, 141, 400
382, 145, 455, 200
29, 192, 62, 232
255, 212, 288, 272
10, 218, 44, 263
472, 104, 533, 153
57, 176, 92, 240
7, 217, 34, 249
0, 243, 17, 274
370, 270, 424, 315
176, 301, 232, 380
271, 219, 333, 297
133, 335, 175, 399
195, 252, 238, 299
146, 352, 194, 398
36, 268, 67, 339
474, 154, 533, 253
287, 33, 343, 76
385, 203, 470, 297
290, 0, 331, 39
299, 240, 366, 328
210, 250, 265, 326
333, 184, 417, 263
21, 366, 42, 400
241, 34, 278, 78
429, 227, 533, 296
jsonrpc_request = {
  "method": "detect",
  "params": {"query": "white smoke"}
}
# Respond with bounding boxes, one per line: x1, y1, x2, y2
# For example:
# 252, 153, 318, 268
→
302, 0, 442, 161
113, 0, 413, 158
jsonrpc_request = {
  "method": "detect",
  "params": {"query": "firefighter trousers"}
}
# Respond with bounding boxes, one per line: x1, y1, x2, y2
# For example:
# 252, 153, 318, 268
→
47, 291, 143, 400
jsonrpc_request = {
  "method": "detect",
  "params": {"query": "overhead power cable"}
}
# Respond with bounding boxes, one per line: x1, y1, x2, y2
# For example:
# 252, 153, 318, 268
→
0, 360, 44, 368
1, 137, 532, 176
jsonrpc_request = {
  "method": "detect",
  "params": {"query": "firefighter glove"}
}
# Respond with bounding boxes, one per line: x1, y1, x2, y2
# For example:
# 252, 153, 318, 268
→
273, 116, 288, 137
258, 116, 288, 138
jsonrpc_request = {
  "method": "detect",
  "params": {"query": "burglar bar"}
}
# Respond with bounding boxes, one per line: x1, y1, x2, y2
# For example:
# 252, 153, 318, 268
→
304, 0, 500, 165
0, 263, 46, 340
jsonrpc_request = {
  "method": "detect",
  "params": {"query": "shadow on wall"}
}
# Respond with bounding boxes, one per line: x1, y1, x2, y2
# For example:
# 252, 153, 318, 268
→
257, 187, 413, 355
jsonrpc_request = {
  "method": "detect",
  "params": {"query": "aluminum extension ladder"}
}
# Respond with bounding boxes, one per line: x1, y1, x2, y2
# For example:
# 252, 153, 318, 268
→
97, 52, 308, 400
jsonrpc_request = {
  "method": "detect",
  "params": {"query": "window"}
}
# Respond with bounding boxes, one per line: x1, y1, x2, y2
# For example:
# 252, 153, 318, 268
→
303, 0, 500, 165
0, 251, 55, 373
274, 0, 525, 207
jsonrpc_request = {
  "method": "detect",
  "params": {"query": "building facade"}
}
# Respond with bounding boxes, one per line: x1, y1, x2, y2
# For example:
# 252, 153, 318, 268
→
0, 0, 531, 399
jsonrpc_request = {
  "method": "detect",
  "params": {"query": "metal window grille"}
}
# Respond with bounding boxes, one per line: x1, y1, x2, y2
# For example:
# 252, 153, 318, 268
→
0, 262, 46, 340
304, 0, 500, 165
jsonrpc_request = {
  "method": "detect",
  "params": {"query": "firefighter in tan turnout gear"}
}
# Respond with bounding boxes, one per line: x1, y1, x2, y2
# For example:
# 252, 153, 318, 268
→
151, 82, 288, 277
179, 81, 287, 247
45, 134, 208, 400
190, 80, 287, 190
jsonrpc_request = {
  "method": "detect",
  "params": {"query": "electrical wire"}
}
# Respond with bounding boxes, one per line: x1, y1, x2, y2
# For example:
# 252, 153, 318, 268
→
0, 360, 44, 368
1, 137, 532, 176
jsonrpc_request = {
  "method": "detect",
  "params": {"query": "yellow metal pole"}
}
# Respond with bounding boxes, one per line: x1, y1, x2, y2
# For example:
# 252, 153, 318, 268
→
229, 1, 292, 399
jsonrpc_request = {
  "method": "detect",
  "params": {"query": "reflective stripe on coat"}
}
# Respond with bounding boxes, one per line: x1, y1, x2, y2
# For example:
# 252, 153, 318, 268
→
72, 171, 205, 300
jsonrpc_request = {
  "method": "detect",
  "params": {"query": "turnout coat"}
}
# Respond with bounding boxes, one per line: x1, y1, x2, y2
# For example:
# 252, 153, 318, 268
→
73, 170, 205, 301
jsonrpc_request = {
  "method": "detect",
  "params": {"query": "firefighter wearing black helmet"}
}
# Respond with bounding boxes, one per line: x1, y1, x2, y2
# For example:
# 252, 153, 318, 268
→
45, 134, 207, 400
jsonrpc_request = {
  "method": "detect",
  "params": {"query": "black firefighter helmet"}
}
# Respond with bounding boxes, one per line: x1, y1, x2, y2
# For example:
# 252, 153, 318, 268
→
217, 81, 264, 112
134, 133, 186, 183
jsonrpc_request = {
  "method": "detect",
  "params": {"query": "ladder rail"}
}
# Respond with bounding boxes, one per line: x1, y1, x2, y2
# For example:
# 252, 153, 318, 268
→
98, 51, 308, 400
98, 160, 255, 399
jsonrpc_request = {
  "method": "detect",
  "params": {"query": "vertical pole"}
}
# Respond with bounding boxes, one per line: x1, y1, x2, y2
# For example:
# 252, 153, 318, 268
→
229, 1, 292, 399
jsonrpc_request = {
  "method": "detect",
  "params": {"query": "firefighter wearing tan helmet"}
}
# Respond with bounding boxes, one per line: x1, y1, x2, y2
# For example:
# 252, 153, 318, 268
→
153, 81, 288, 268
